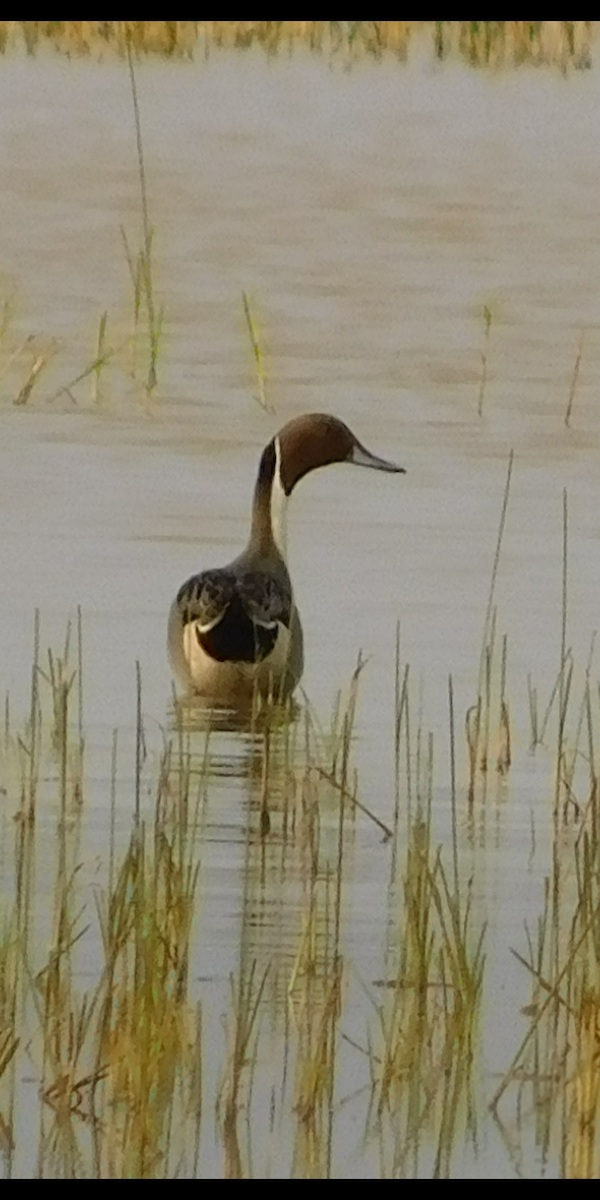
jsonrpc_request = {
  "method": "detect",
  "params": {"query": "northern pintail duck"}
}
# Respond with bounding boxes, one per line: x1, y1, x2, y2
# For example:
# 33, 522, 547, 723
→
168, 413, 404, 705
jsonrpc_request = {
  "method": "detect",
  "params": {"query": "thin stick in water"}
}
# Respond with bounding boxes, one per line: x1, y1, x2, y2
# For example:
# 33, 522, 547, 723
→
316, 767, 393, 841
135, 660, 143, 826
478, 450, 514, 691
448, 674, 459, 904
555, 488, 568, 820
477, 304, 492, 417
564, 330, 584, 428
109, 728, 118, 897
125, 26, 159, 391
91, 311, 108, 405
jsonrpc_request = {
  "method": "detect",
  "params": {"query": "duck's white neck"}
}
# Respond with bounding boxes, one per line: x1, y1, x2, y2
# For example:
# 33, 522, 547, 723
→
270, 436, 289, 561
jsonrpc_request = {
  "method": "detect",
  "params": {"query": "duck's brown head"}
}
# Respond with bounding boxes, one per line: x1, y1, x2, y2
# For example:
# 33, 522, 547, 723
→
274, 412, 405, 496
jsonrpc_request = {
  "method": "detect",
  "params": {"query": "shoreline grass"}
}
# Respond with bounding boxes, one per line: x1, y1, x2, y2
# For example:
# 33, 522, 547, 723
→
0, 22, 594, 71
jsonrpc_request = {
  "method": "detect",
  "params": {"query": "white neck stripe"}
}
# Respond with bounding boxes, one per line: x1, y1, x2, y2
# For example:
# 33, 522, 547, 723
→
271, 436, 288, 561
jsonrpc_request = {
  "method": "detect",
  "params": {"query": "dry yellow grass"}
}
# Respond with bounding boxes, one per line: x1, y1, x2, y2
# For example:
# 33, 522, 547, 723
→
0, 21, 593, 69
0, 618, 489, 1177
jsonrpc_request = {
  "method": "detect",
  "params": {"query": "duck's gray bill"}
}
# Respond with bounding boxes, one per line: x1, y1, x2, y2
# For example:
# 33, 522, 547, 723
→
350, 442, 406, 474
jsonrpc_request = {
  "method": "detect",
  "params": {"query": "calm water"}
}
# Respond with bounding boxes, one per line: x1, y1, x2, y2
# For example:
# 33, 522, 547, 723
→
2, 53, 600, 1177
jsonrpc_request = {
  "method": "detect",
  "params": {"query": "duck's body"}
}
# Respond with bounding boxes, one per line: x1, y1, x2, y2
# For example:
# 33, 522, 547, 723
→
168, 559, 303, 705
169, 413, 403, 705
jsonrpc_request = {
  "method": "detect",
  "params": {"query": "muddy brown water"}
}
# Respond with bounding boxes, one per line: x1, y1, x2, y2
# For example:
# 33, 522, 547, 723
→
1, 52, 600, 1176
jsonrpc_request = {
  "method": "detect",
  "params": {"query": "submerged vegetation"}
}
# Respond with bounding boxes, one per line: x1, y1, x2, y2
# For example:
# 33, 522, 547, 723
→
0, 21, 594, 71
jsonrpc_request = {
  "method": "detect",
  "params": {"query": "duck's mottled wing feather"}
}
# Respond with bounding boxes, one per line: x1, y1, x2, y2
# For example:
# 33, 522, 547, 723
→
177, 570, 237, 629
237, 572, 292, 628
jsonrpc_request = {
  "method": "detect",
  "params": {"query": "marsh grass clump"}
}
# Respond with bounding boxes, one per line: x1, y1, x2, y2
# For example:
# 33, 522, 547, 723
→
0, 273, 159, 412
0, 279, 127, 413
0, 35, 163, 407
92, 815, 201, 1177
0, 616, 92, 1176
491, 615, 600, 1179
0, 65, 162, 419
0, 22, 593, 69
464, 452, 514, 805
5, 577, 600, 1176
435, 20, 593, 70
217, 959, 270, 1179
291, 919, 342, 1180
288, 697, 357, 1179
0, 618, 207, 1177
372, 666, 485, 1179
372, 821, 485, 1177
491, 809, 600, 1178
87, 699, 207, 1179
0, 919, 20, 1156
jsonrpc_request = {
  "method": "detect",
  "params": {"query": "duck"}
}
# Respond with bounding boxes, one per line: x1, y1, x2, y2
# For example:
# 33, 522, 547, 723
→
168, 413, 404, 705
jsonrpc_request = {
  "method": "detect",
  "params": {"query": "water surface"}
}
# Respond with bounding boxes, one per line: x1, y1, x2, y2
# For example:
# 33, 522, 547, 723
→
1, 54, 600, 1177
